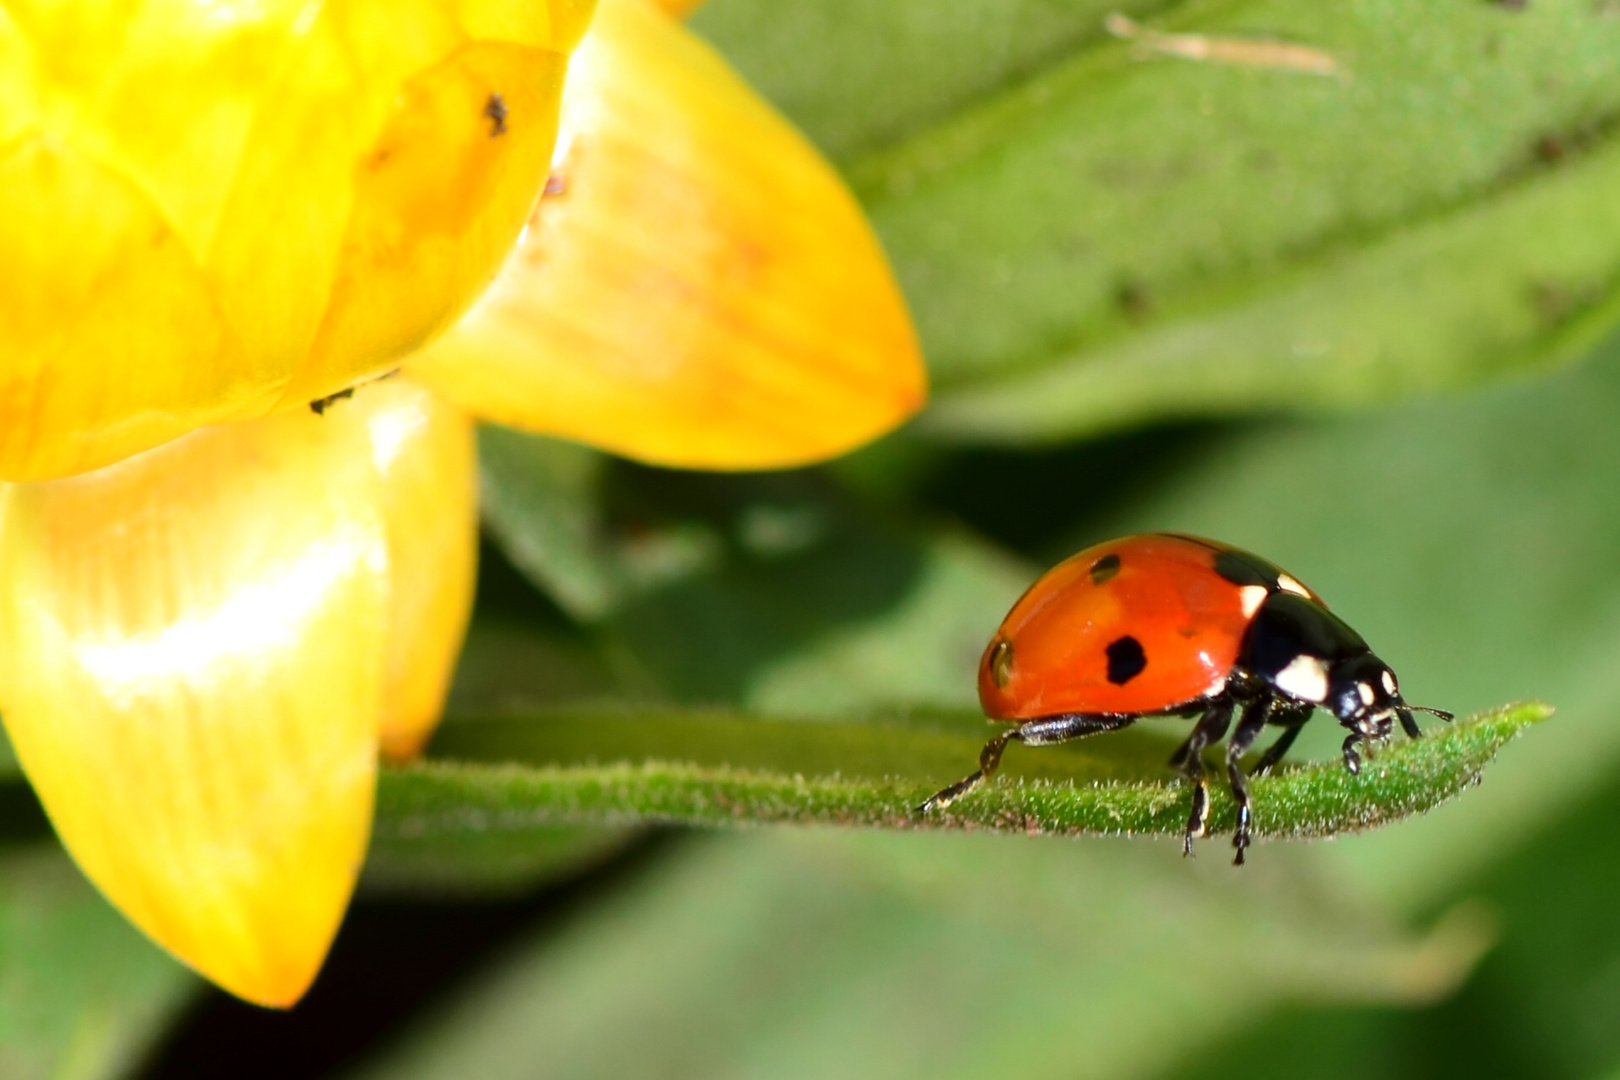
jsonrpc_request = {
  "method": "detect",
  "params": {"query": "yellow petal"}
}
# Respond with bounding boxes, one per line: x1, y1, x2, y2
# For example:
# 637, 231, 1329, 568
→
0, 407, 391, 1007
0, 135, 260, 482
539, 0, 602, 52
275, 40, 568, 408
407, 0, 927, 470
347, 380, 479, 761
1, 0, 589, 481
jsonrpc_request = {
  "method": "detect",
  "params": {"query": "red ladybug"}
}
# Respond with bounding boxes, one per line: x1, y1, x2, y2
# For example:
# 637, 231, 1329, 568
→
919, 533, 1451, 863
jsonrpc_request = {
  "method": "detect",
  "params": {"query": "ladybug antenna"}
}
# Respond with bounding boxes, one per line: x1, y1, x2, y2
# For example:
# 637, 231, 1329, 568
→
1405, 704, 1454, 722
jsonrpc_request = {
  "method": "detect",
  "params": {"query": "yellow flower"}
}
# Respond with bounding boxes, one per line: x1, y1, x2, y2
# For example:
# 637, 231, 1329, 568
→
0, 0, 924, 1006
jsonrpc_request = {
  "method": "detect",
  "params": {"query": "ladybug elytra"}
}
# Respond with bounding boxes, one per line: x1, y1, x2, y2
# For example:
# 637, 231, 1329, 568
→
919, 533, 1451, 863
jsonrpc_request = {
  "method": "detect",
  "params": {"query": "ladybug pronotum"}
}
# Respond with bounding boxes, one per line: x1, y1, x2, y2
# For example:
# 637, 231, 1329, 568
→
919, 533, 1451, 863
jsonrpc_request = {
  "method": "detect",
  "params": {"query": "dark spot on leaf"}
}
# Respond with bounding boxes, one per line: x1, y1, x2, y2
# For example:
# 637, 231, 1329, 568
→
1106, 636, 1147, 685
1089, 553, 1120, 585
1537, 135, 1565, 163
1116, 280, 1152, 319
484, 92, 509, 137
1529, 279, 1600, 325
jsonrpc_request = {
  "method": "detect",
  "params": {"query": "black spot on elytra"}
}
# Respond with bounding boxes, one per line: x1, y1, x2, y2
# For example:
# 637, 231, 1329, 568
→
484, 92, 509, 137
1089, 553, 1121, 585
1213, 550, 1274, 589
1105, 635, 1147, 685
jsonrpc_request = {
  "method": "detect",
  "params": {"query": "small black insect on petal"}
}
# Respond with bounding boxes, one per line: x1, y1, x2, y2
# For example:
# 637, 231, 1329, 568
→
1105, 635, 1147, 685
309, 387, 356, 416
1089, 553, 1121, 585
484, 92, 509, 137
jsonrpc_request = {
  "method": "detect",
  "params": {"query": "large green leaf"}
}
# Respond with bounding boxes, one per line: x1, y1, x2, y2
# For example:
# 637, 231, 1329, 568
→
696, 0, 1620, 440
477, 427, 1028, 715
361, 817, 633, 899
690, 0, 1155, 162
393, 702, 1544, 844
0, 847, 192, 1080
343, 829, 1489, 1080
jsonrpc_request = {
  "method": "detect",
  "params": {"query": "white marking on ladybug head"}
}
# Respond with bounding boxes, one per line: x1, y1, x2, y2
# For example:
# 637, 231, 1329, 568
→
1360, 711, 1394, 739
1381, 669, 1398, 696
1238, 584, 1268, 618
1274, 654, 1330, 702
1357, 681, 1376, 707
1277, 573, 1311, 598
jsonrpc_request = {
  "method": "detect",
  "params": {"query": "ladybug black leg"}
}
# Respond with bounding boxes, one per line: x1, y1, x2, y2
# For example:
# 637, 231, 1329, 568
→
1341, 733, 1363, 775
914, 731, 1016, 813
1252, 721, 1306, 777
1170, 701, 1234, 856
916, 713, 1135, 814
1225, 701, 1272, 866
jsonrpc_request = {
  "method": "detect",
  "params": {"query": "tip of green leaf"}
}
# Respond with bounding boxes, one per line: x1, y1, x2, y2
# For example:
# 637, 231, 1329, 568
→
928, 700, 1552, 841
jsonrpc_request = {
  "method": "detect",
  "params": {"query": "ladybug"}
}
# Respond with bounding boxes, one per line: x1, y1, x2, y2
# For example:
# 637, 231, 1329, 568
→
918, 533, 1451, 863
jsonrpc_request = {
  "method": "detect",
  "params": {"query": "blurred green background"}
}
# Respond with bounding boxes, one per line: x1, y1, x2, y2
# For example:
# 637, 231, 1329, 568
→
10, 0, 1620, 1076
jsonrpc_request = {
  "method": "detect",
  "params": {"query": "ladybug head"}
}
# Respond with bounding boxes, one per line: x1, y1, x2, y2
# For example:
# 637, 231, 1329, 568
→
1325, 652, 1407, 735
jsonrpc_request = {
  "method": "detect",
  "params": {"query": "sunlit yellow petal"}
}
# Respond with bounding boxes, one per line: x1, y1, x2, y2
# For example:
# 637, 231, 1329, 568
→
408, 0, 926, 470
347, 380, 479, 761
0, 408, 391, 1007
539, 0, 601, 52
275, 41, 568, 408
1, 0, 592, 481
0, 136, 259, 482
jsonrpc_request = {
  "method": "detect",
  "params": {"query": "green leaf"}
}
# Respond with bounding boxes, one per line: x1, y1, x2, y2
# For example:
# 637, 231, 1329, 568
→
443, 619, 631, 717
392, 702, 1545, 843
690, 0, 1150, 162
341, 829, 1491, 1080
476, 426, 636, 623
361, 822, 634, 899
0, 847, 193, 1080
476, 428, 1029, 715
697, 0, 1620, 440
